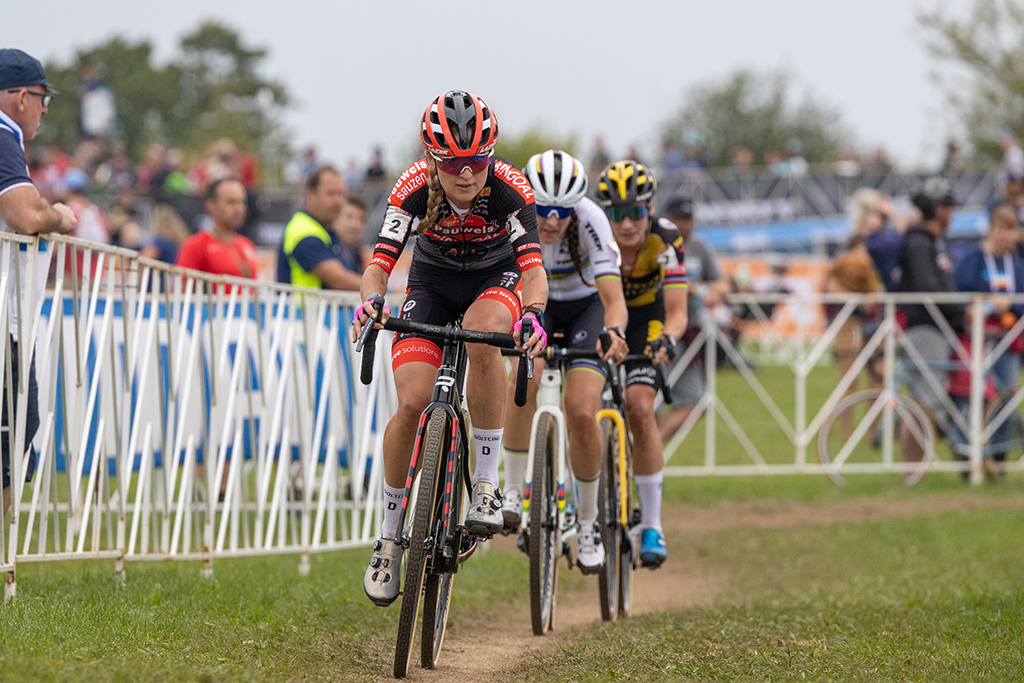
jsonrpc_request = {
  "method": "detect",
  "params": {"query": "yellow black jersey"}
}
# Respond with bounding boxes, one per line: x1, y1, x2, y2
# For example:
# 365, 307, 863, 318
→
621, 217, 688, 308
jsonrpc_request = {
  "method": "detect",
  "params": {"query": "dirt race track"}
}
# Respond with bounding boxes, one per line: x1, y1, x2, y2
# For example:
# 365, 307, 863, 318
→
371, 495, 1024, 682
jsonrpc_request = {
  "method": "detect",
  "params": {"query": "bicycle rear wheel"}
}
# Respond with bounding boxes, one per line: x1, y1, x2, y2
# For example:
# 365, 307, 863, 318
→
817, 388, 935, 486
618, 470, 635, 619
394, 409, 447, 679
529, 412, 558, 636
421, 421, 465, 669
597, 416, 620, 622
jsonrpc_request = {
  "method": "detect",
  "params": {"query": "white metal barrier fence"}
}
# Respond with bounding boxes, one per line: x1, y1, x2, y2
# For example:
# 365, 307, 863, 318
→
661, 289, 1024, 486
0, 233, 398, 596
1, 232, 1018, 594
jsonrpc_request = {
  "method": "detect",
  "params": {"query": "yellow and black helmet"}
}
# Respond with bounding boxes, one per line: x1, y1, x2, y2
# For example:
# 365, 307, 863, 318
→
594, 160, 657, 207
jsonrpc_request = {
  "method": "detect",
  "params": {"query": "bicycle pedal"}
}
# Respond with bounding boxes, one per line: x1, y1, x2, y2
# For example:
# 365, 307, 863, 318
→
516, 531, 529, 554
563, 542, 575, 570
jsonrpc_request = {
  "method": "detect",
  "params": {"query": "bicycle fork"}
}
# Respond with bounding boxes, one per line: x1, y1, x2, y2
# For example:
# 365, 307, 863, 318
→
523, 370, 575, 550
596, 407, 630, 529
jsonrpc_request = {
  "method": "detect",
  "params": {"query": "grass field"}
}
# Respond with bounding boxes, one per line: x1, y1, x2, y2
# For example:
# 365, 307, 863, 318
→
1, 363, 1023, 681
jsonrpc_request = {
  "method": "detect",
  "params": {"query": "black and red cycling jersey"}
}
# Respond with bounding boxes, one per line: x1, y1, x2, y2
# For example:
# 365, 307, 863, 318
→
370, 156, 543, 275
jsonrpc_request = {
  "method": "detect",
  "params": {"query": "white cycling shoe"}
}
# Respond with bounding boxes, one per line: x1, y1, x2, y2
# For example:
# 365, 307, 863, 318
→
501, 488, 523, 531
576, 522, 606, 575
465, 482, 504, 536
364, 536, 403, 607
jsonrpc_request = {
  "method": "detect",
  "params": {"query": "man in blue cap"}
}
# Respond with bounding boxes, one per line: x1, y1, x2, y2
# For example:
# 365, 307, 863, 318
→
0, 48, 75, 511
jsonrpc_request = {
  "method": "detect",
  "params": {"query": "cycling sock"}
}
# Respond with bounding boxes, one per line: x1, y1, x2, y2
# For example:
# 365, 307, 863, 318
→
502, 445, 529, 495
635, 471, 664, 533
576, 474, 600, 527
381, 483, 404, 540
472, 428, 503, 487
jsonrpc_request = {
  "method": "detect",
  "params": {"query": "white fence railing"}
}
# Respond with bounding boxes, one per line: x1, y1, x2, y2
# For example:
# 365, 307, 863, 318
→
661, 289, 1024, 486
0, 233, 398, 597
0, 232, 1018, 594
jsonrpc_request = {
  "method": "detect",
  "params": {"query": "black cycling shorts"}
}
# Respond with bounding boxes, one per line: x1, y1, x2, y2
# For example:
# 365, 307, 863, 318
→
545, 294, 606, 375
391, 259, 523, 370
624, 301, 665, 391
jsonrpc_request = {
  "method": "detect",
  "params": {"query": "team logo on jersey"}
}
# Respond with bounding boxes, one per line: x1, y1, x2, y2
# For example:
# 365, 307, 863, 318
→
493, 160, 535, 202
499, 271, 520, 289
389, 159, 429, 203
573, 329, 588, 344
506, 209, 526, 242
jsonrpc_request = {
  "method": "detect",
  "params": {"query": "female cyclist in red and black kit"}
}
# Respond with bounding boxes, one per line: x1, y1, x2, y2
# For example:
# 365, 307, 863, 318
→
352, 91, 548, 607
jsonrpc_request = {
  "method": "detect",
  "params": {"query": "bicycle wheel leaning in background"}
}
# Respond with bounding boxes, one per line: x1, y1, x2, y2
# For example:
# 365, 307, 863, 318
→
983, 385, 1024, 477
817, 388, 935, 486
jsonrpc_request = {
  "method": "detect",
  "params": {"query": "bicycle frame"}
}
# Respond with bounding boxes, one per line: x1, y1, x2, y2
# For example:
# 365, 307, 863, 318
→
522, 365, 578, 551
394, 339, 473, 570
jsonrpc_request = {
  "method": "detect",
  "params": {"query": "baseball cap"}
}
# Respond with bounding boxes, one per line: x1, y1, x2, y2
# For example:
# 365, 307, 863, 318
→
661, 195, 694, 217
0, 49, 59, 93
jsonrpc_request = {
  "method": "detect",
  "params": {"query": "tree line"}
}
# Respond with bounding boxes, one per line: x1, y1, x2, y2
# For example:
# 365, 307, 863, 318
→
33, 2, 1024, 175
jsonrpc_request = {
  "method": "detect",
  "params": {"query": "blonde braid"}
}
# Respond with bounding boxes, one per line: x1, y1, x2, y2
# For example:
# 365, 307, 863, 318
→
564, 214, 594, 287
416, 162, 445, 235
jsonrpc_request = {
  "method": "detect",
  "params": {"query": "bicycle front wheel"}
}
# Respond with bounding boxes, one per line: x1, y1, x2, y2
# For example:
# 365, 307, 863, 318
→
421, 419, 465, 669
618, 462, 635, 619
597, 415, 620, 622
529, 412, 559, 636
817, 388, 935, 486
394, 409, 447, 679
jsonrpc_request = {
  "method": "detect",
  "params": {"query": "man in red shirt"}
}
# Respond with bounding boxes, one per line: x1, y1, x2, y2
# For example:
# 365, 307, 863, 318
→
176, 177, 257, 294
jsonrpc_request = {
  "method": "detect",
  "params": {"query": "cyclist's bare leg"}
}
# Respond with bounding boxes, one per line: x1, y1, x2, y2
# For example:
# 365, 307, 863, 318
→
463, 298, 514, 433
565, 367, 607, 567
382, 361, 437, 488
463, 298, 514, 531
626, 382, 669, 564
626, 384, 664, 476
564, 367, 605, 480
501, 359, 545, 511
502, 358, 546, 452
366, 360, 433, 605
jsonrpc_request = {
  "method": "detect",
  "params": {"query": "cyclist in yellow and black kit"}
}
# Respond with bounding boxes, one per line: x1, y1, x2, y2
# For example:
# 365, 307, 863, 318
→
595, 160, 687, 568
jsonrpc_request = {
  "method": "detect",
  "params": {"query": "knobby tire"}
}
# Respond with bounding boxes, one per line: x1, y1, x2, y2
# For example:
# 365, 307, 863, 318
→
597, 416, 620, 621
421, 421, 464, 669
529, 413, 558, 635
393, 409, 447, 678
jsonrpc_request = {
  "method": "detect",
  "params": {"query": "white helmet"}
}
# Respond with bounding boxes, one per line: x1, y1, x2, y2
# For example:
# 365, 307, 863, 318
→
523, 150, 589, 207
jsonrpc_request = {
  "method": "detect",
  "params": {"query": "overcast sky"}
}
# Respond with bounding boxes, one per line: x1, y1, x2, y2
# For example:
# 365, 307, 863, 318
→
5, 0, 974, 173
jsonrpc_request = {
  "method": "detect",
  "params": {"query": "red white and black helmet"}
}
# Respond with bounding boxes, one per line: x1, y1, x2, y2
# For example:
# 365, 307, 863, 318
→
421, 90, 499, 159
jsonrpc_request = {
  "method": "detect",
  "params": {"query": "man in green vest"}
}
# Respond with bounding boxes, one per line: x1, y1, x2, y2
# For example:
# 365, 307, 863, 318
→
276, 165, 361, 290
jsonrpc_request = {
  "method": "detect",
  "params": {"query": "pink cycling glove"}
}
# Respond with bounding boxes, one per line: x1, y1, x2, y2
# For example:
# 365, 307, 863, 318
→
514, 313, 547, 353
354, 297, 390, 325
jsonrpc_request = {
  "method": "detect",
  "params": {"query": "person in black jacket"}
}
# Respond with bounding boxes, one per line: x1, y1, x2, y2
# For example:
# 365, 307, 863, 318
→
898, 176, 962, 466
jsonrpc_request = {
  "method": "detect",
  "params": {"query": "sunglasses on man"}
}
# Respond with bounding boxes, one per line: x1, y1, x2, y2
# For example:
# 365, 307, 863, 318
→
7, 89, 51, 107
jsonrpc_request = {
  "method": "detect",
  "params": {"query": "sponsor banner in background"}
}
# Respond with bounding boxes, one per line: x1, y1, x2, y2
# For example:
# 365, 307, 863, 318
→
716, 256, 829, 341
